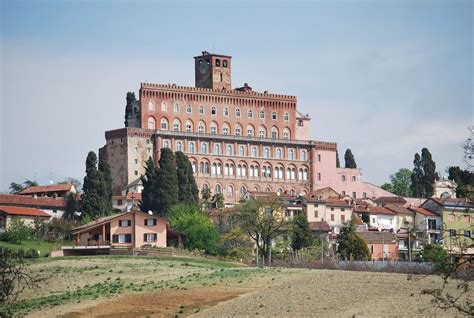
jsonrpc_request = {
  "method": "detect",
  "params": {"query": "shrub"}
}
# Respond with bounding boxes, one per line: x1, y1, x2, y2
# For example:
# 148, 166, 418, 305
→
5, 217, 32, 243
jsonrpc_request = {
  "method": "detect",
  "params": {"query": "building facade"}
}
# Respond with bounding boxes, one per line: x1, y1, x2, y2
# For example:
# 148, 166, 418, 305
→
100, 52, 392, 203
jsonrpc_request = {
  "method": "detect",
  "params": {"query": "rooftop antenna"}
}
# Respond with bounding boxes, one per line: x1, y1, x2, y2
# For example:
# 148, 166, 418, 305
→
212, 41, 214, 54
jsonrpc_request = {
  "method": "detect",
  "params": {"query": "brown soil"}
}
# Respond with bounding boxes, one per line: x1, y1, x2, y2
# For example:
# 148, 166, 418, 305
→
59, 287, 249, 318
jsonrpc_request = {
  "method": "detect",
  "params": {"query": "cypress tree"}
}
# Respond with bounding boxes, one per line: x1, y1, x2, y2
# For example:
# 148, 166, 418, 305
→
336, 150, 340, 168
98, 158, 113, 215
156, 148, 179, 216
291, 212, 313, 250
175, 151, 199, 204
411, 153, 424, 198
344, 149, 357, 168
81, 151, 103, 219
421, 148, 437, 197
140, 157, 160, 214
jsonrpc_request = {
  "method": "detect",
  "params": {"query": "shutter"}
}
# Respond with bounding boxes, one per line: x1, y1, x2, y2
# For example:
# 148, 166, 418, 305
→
153, 219, 157, 226
154, 233, 157, 242
144, 219, 147, 226
144, 233, 147, 242
112, 235, 118, 243
126, 234, 132, 243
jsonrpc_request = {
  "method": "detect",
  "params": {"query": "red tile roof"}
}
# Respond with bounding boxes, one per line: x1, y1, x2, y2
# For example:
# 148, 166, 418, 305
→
309, 221, 331, 232
19, 184, 74, 195
355, 206, 395, 215
357, 231, 398, 244
375, 196, 407, 205
409, 207, 436, 216
325, 198, 352, 207
0, 194, 66, 208
112, 193, 142, 201
0, 205, 50, 217
384, 205, 414, 215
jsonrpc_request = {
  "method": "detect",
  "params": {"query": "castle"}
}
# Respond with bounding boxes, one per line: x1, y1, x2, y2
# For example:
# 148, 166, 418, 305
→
100, 52, 393, 203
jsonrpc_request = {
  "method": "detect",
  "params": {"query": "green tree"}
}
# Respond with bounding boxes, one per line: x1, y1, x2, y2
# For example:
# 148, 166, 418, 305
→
63, 192, 80, 220
5, 217, 32, 244
140, 157, 160, 214
211, 193, 224, 209
421, 148, 437, 197
81, 151, 106, 219
168, 204, 220, 254
23, 180, 38, 188
383, 168, 413, 197
98, 158, 113, 215
201, 187, 212, 209
381, 183, 394, 193
336, 150, 341, 168
421, 244, 449, 271
155, 148, 179, 216
411, 153, 425, 197
344, 149, 357, 168
124, 92, 136, 127
337, 220, 370, 261
175, 151, 199, 204
8, 182, 24, 194
291, 212, 313, 251
448, 166, 474, 199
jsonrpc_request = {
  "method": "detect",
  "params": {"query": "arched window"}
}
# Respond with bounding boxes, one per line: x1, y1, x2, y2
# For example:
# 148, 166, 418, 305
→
148, 100, 155, 111
223, 107, 229, 116
160, 118, 168, 130
185, 120, 193, 132
173, 119, 180, 131
174, 103, 179, 112
284, 112, 289, 121
298, 169, 303, 181
241, 164, 247, 177
161, 102, 167, 111
300, 150, 307, 161
176, 141, 182, 152
251, 147, 258, 157
240, 186, 247, 195
239, 145, 245, 156
227, 185, 234, 197
223, 60, 228, 67
202, 183, 209, 191
290, 189, 296, 196
277, 188, 284, 194
283, 128, 290, 140
235, 108, 241, 117
191, 162, 196, 173
210, 122, 218, 135
198, 121, 205, 133
211, 106, 216, 115
271, 127, 278, 139
247, 125, 254, 137
201, 143, 208, 154
163, 140, 169, 148
211, 163, 217, 175
265, 187, 271, 192
288, 149, 294, 160
226, 145, 233, 156
199, 105, 204, 114
215, 59, 221, 67
264, 147, 270, 158
259, 110, 265, 119
147, 117, 156, 130
189, 142, 195, 153
214, 143, 221, 155
303, 168, 308, 180
259, 127, 266, 138
272, 111, 277, 120
235, 124, 242, 136
276, 148, 282, 159
186, 104, 192, 113
247, 109, 253, 118
223, 124, 230, 135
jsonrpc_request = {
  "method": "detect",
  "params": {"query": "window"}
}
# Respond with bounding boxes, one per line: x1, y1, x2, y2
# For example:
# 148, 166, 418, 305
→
189, 142, 195, 153
271, 111, 277, 120
145, 219, 157, 226
147, 100, 157, 111
259, 110, 265, 119
247, 126, 254, 137
330, 207, 334, 211
144, 233, 157, 242
341, 208, 345, 212
176, 141, 183, 152
463, 215, 471, 222
352, 176, 356, 182
199, 105, 204, 114
251, 147, 258, 157
227, 185, 234, 197
161, 102, 167, 111
174, 103, 179, 112
284, 112, 289, 121
449, 229, 456, 237
211, 106, 216, 115
283, 128, 289, 139
239, 145, 245, 156
214, 144, 221, 155
331, 214, 334, 221
148, 117, 156, 130
288, 150, 294, 160
342, 191, 346, 196
185, 120, 193, 132
235, 108, 241, 117
372, 218, 376, 224
271, 127, 278, 139
173, 120, 180, 131
224, 107, 229, 116
134, 146, 138, 152
448, 214, 455, 221
342, 175, 346, 182
247, 109, 253, 118
215, 59, 221, 67
201, 143, 208, 154
119, 220, 131, 227
223, 60, 228, 67
186, 104, 192, 113
215, 184, 222, 193
163, 140, 169, 148
198, 122, 205, 133
226, 145, 233, 156
259, 127, 266, 138
210, 125, 217, 135
428, 219, 437, 230
160, 118, 168, 130
363, 192, 367, 198
341, 215, 346, 222
113, 234, 132, 244
314, 211, 318, 218
300, 150, 307, 161
352, 192, 356, 198
317, 154, 321, 162
134, 170, 138, 176
464, 230, 471, 238
317, 173, 321, 181
223, 125, 229, 135
240, 186, 246, 195
134, 158, 138, 164
264, 147, 270, 158
276, 149, 282, 159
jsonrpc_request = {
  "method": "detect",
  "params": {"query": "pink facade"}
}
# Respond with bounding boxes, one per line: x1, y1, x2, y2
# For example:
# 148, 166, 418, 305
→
367, 242, 398, 261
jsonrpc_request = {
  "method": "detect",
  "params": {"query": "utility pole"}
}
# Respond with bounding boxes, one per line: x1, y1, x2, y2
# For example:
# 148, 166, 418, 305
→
382, 233, 385, 268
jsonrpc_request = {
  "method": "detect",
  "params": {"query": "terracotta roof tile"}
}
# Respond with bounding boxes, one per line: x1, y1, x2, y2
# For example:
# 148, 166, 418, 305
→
0, 205, 51, 217
19, 184, 74, 195
409, 207, 437, 216
354, 206, 395, 215
357, 231, 398, 244
384, 205, 414, 215
309, 221, 331, 232
0, 194, 66, 208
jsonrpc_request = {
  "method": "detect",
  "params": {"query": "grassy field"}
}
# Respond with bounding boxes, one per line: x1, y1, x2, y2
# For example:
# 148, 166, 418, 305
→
10, 256, 472, 317
0, 240, 68, 256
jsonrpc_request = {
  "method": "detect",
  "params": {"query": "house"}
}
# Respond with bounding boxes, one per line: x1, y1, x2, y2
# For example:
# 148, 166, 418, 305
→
307, 187, 340, 201
420, 198, 473, 249
385, 205, 415, 231
18, 183, 76, 198
0, 205, 51, 233
122, 178, 144, 196
409, 207, 442, 245
112, 192, 142, 212
71, 207, 171, 249
357, 231, 398, 261
305, 197, 353, 234
354, 205, 396, 231
0, 194, 66, 218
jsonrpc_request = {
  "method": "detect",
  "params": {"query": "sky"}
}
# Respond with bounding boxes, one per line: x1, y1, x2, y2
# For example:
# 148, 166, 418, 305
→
1, 0, 472, 192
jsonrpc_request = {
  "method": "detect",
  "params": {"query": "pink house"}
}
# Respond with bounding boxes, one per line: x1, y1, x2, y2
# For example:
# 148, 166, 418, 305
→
357, 231, 398, 261
71, 208, 173, 249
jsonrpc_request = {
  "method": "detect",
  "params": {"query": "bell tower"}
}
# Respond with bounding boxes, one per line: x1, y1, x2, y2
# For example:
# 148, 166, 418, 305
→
194, 51, 232, 91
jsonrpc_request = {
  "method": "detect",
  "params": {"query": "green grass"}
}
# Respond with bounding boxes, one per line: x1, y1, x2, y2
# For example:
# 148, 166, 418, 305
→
0, 240, 70, 256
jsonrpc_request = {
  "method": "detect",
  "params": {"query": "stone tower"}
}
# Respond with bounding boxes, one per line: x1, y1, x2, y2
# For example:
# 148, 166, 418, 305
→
194, 51, 232, 91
